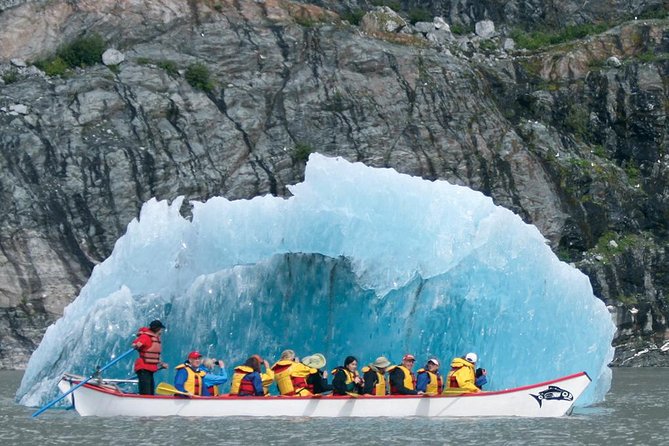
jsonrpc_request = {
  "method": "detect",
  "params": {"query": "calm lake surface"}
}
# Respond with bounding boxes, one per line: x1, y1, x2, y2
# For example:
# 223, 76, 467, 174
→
2, 368, 667, 445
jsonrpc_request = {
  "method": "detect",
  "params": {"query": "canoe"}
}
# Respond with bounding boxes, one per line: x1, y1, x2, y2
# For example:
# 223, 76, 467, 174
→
56, 371, 591, 417
57, 371, 590, 417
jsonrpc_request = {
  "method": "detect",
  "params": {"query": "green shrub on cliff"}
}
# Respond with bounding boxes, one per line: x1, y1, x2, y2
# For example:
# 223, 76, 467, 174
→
371, 0, 400, 12
35, 56, 69, 77
511, 23, 611, 50
2, 69, 19, 84
157, 60, 179, 77
293, 142, 315, 162
341, 9, 365, 25
450, 23, 473, 35
35, 34, 105, 77
408, 8, 432, 25
58, 34, 105, 68
185, 63, 214, 93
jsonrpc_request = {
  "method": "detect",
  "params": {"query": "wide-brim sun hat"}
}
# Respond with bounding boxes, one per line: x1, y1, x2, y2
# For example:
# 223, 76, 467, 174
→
372, 356, 391, 369
302, 353, 326, 369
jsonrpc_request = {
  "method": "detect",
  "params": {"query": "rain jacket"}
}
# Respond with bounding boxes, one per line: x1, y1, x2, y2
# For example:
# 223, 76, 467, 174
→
445, 357, 480, 393
199, 364, 229, 396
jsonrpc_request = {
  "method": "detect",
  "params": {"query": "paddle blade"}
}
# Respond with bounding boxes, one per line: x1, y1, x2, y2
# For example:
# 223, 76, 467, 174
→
156, 382, 187, 396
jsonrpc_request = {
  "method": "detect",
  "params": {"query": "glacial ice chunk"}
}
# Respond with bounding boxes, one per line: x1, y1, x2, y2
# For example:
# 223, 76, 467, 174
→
17, 154, 615, 407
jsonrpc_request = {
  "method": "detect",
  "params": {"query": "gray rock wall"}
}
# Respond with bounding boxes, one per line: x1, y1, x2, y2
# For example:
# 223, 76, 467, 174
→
0, 0, 668, 367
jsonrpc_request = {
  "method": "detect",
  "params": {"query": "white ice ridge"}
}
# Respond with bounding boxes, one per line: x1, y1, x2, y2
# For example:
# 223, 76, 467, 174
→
17, 154, 615, 407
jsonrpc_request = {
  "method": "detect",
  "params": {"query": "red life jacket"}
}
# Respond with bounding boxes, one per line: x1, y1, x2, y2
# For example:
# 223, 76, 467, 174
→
449, 375, 458, 388
239, 374, 257, 396
139, 329, 161, 364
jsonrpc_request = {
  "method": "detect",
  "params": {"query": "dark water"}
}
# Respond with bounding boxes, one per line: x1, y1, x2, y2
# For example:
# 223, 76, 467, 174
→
2, 368, 667, 445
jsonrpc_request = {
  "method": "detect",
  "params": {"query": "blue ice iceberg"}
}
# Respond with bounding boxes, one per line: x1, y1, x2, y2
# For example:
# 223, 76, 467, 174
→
17, 154, 615, 407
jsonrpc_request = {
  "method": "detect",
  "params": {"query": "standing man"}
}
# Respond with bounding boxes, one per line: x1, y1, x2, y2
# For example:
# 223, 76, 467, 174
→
131, 319, 167, 395
388, 354, 423, 395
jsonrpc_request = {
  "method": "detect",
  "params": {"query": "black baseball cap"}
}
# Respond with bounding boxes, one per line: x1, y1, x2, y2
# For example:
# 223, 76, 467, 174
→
149, 320, 165, 330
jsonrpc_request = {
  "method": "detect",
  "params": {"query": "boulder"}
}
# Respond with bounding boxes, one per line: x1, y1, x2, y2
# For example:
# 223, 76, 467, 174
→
413, 21, 434, 34
10, 58, 26, 67
433, 16, 449, 31
9, 103, 28, 114
475, 20, 495, 39
502, 38, 516, 51
102, 49, 125, 66
426, 29, 453, 45
360, 6, 407, 34
606, 56, 622, 67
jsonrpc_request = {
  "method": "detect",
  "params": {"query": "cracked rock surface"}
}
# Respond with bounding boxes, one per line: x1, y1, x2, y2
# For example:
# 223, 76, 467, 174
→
0, 0, 668, 367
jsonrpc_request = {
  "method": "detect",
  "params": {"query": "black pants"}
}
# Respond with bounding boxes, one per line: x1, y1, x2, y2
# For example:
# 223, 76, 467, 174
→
137, 369, 155, 395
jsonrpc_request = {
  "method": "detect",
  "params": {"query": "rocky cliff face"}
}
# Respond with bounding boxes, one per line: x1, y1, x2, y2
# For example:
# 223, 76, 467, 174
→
0, 0, 668, 368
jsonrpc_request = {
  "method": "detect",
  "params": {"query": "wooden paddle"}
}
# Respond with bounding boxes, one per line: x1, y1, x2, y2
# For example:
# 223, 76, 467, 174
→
156, 382, 197, 397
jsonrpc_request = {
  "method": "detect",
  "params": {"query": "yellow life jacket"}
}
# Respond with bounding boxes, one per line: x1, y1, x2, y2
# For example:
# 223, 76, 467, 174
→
445, 357, 479, 393
416, 368, 443, 395
261, 369, 275, 396
331, 366, 358, 394
272, 360, 297, 395
230, 365, 254, 395
387, 365, 415, 393
272, 360, 316, 396
174, 363, 206, 395
361, 366, 386, 395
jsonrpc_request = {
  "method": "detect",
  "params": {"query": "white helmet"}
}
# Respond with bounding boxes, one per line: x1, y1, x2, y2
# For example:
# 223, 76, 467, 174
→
465, 352, 478, 363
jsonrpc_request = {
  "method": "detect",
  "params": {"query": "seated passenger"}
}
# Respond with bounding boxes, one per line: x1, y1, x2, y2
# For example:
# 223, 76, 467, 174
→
271, 349, 318, 396
302, 353, 332, 395
361, 356, 391, 395
387, 354, 421, 395
251, 354, 275, 395
174, 351, 206, 396
475, 367, 488, 389
200, 357, 228, 396
416, 358, 443, 395
332, 356, 363, 395
445, 352, 481, 393
230, 356, 264, 396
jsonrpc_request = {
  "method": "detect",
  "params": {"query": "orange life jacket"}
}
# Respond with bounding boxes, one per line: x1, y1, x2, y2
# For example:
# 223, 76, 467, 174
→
138, 328, 161, 364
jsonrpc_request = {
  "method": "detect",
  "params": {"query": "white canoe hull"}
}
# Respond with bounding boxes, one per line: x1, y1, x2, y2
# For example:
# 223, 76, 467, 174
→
57, 371, 591, 418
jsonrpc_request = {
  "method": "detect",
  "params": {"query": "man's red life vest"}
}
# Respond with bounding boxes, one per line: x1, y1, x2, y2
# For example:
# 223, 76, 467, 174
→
133, 327, 162, 372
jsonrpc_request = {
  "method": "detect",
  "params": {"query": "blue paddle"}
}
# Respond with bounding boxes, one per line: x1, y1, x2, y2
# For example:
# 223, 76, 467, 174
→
31, 347, 136, 418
